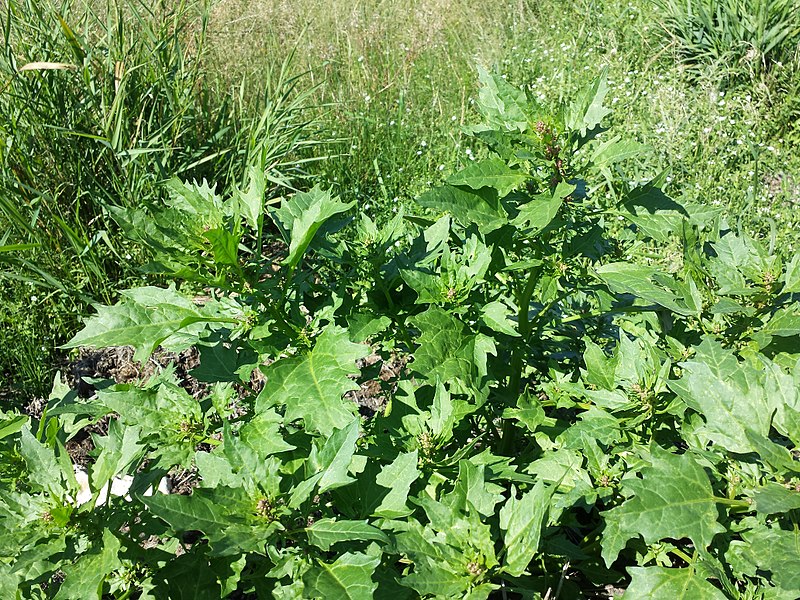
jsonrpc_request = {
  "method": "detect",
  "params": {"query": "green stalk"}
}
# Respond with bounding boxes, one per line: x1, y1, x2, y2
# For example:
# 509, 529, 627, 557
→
116, 587, 134, 600
713, 496, 751, 510
499, 265, 541, 455
670, 548, 695, 565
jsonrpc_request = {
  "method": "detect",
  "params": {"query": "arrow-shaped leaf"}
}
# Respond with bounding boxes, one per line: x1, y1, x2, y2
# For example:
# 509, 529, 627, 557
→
303, 552, 380, 600
601, 448, 724, 566
499, 482, 551, 576
63, 285, 239, 362
270, 186, 354, 269
306, 519, 389, 551
624, 567, 727, 599
256, 327, 369, 437
446, 158, 528, 197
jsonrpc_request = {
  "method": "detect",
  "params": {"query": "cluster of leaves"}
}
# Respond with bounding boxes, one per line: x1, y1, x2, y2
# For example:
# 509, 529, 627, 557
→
2, 68, 800, 598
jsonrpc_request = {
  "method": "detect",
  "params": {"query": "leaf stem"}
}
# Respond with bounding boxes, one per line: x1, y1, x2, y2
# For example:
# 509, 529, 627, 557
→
670, 548, 695, 565
713, 496, 751, 510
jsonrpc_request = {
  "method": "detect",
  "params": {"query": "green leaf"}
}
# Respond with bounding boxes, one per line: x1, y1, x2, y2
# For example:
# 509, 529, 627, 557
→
202, 226, 240, 266
257, 326, 370, 437
63, 285, 239, 362
236, 409, 295, 458
475, 65, 529, 132
565, 69, 611, 138
95, 379, 201, 466
499, 482, 551, 576
53, 529, 121, 600
90, 419, 144, 493
396, 506, 497, 598
270, 186, 354, 269
782, 253, 800, 294
762, 359, 800, 445
415, 184, 507, 234
751, 483, 800, 514
409, 307, 495, 389
373, 451, 420, 518
150, 550, 229, 600
452, 460, 503, 517
502, 393, 546, 433
591, 135, 648, 167
744, 429, 799, 473
306, 519, 389, 551
481, 300, 520, 337
624, 567, 727, 599
143, 486, 249, 536
400, 561, 471, 598
525, 448, 592, 492
0, 413, 27, 440
583, 338, 617, 390
669, 339, 772, 454
512, 182, 574, 235
596, 263, 698, 316
223, 411, 293, 487
601, 448, 724, 566
728, 524, 800, 591
236, 166, 266, 230
618, 186, 692, 243
97, 380, 202, 434
761, 303, 800, 338
163, 178, 225, 220
303, 552, 380, 600
428, 381, 460, 442
19, 426, 64, 498
315, 419, 360, 494
446, 158, 528, 198
193, 341, 259, 383
346, 313, 391, 343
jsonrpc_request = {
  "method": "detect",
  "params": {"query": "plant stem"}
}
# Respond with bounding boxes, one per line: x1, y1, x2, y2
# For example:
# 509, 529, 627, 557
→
499, 265, 540, 455
116, 587, 134, 600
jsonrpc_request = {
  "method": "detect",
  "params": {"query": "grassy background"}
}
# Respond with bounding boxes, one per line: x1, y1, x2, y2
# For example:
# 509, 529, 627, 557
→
1, 0, 799, 404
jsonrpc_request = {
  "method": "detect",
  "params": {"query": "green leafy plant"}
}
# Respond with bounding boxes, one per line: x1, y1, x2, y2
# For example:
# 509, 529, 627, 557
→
1, 68, 799, 598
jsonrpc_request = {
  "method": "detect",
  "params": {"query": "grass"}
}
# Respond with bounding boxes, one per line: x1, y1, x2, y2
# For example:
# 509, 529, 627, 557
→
203, 0, 539, 212
655, 0, 800, 76
1, 0, 799, 405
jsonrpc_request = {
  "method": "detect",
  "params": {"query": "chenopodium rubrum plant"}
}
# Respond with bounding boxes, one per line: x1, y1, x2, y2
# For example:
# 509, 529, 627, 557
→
2, 67, 800, 598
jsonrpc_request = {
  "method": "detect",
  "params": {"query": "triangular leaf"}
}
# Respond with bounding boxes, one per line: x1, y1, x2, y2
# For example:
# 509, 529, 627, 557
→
270, 186, 354, 269
257, 327, 370, 437
306, 519, 389, 551
601, 449, 724, 566
624, 566, 728, 599
415, 184, 507, 234
499, 482, 551, 576
446, 158, 528, 198
303, 552, 380, 600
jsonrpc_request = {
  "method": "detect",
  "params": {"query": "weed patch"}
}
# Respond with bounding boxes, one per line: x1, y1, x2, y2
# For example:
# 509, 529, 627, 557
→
2, 70, 799, 598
